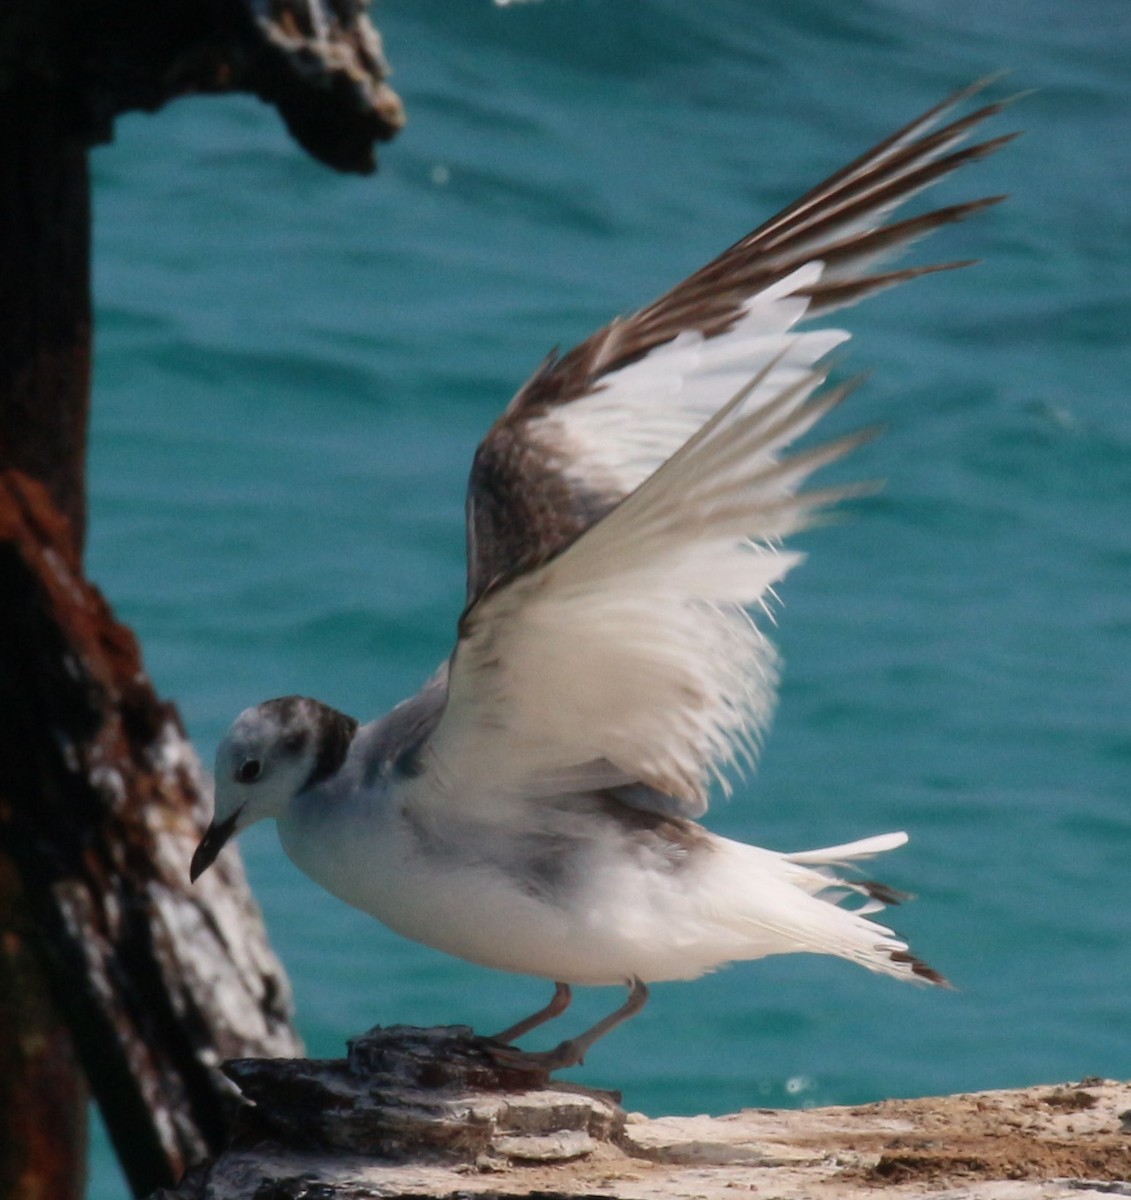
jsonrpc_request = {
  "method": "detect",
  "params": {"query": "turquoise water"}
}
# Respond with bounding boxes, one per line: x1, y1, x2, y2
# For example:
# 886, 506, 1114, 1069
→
86, 1, 1129, 1194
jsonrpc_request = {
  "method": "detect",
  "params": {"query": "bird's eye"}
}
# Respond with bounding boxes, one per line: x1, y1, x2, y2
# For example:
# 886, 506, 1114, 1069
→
236, 759, 262, 784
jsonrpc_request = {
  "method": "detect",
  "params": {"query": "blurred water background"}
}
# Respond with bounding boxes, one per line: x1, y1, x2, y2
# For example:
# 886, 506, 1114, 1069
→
85, 0, 1129, 1194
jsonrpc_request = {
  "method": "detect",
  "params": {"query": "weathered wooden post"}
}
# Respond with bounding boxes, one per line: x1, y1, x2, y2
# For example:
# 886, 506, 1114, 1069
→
0, 3, 403, 1196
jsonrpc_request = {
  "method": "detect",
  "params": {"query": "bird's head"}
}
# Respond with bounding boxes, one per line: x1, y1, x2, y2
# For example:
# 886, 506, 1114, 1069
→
190, 696, 359, 882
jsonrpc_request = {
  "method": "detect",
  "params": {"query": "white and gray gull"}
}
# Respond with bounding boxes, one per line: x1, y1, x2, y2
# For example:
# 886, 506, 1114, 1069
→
192, 82, 1015, 1071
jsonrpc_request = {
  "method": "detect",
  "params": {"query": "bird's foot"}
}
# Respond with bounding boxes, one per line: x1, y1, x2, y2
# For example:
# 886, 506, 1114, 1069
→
487, 1037, 583, 1073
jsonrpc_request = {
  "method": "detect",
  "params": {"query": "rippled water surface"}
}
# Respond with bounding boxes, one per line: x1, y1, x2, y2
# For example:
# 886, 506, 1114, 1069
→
85, 1, 1129, 1193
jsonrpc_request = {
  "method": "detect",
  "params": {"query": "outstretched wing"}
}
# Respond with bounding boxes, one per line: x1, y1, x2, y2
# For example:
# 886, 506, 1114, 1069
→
464, 80, 1015, 606
418, 83, 1014, 820
424, 361, 865, 817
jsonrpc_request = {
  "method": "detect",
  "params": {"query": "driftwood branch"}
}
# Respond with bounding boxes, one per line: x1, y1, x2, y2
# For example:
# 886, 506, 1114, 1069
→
155, 1027, 1131, 1200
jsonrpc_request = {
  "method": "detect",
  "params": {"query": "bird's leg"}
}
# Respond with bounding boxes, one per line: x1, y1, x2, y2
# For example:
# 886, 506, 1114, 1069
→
491, 977, 649, 1071
492, 981, 572, 1043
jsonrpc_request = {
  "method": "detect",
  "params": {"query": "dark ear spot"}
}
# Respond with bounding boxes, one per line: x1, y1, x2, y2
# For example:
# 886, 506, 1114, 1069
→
304, 708, 360, 790
282, 730, 309, 756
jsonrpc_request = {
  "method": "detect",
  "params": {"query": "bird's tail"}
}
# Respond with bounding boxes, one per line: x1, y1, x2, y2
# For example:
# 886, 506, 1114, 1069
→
712, 829, 948, 987
775, 830, 949, 987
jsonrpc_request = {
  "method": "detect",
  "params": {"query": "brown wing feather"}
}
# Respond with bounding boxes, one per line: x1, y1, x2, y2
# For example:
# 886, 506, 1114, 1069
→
465, 81, 1016, 608
465, 420, 616, 602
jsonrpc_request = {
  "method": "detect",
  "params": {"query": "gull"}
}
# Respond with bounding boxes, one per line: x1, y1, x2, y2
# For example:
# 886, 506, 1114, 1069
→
192, 82, 1014, 1072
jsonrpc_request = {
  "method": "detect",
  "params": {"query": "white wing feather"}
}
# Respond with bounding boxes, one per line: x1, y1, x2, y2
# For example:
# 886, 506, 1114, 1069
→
529, 263, 847, 499
421, 351, 860, 814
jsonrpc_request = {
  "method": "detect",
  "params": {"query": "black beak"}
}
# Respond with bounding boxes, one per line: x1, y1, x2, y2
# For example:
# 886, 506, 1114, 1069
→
190, 810, 240, 882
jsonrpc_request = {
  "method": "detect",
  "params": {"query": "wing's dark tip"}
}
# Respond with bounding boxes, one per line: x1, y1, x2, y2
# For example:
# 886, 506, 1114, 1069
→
889, 948, 952, 988
860, 879, 913, 906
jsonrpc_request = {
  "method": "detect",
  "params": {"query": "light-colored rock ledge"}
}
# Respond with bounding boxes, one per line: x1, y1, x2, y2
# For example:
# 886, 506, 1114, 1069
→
159, 1026, 1131, 1200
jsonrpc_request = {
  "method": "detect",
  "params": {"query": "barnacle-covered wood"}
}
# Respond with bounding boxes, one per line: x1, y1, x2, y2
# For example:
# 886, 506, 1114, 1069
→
0, 0, 404, 171
0, 471, 303, 1198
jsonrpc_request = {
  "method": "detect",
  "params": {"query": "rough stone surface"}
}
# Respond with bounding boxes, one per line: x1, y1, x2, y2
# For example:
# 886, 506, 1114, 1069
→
163, 1027, 1131, 1200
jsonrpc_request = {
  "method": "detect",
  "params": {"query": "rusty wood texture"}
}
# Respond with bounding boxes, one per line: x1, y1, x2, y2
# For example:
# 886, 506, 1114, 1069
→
0, 856, 88, 1200
0, 473, 304, 1196
0, 88, 92, 550
0, 4, 401, 1195
0, 86, 97, 1200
